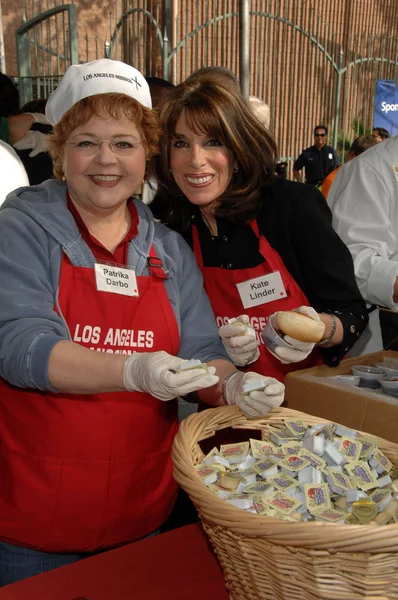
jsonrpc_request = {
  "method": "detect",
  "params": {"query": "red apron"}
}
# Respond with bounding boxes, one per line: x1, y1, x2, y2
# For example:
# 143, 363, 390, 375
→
0, 246, 180, 553
192, 220, 321, 382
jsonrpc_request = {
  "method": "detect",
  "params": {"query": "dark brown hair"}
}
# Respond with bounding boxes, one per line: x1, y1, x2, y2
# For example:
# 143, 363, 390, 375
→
150, 76, 278, 230
48, 93, 159, 180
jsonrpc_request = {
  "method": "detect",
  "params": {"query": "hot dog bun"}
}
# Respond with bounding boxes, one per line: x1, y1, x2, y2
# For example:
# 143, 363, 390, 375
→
275, 311, 325, 343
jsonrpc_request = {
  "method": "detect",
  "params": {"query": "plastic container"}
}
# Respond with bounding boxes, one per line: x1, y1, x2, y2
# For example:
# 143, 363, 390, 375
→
261, 315, 295, 354
380, 378, 398, 398
328, 375, 361, 387
351, 365, 385, 389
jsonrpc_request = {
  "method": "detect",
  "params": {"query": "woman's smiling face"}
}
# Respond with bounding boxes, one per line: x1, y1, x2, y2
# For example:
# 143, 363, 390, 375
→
169, 112, 235, 209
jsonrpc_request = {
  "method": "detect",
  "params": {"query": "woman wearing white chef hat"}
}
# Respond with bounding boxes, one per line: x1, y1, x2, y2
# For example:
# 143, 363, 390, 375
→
0, 59, 284, 584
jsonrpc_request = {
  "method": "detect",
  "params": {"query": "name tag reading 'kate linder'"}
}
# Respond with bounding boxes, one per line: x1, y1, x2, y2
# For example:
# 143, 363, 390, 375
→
236, 271, 287, 309
95, 264, 139, 297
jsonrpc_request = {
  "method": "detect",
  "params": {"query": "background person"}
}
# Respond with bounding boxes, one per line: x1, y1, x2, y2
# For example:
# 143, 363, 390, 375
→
328, 133, 398, 355
372, 127, 390, 143
322, 134, 377, 200
0, 59, 284, 585
150, 77, 368, 381
0, 140, 29, 203
293, 125, 340, 186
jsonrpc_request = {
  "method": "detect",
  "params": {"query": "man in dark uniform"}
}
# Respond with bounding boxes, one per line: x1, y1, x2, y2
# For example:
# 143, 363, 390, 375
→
293, 125, 340, 186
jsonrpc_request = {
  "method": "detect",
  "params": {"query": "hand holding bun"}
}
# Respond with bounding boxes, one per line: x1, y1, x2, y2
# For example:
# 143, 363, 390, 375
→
270, 306, 323, 364
275, 310, 325, 343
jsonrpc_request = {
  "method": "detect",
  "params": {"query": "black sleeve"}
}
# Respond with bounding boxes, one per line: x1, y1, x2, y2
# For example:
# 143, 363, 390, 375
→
286, 185, 368, 365
293, 152, 305, 171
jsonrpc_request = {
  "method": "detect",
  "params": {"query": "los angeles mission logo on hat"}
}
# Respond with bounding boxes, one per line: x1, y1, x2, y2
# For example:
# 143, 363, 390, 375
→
45, 59, 152, 125
82, 70, 142, 91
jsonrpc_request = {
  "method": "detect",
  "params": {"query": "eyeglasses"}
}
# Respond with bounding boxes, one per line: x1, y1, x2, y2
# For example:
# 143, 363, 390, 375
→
314, 133, 326, 137
65, 139, 145, 156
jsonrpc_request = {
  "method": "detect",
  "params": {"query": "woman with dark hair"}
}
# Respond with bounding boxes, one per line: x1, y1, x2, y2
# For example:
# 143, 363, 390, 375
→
150, 76, 369, 381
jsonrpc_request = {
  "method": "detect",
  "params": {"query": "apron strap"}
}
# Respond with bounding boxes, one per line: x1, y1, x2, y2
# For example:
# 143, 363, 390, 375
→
191, 225, 204, 272
147, 245, 168, 279
249, 219, 291, 287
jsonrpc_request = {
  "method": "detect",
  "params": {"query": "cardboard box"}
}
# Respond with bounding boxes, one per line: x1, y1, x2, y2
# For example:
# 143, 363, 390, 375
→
285, 351, 398, 443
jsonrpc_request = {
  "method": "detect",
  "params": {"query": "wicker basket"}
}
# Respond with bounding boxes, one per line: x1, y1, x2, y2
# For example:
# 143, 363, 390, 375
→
172, 405, 398, 600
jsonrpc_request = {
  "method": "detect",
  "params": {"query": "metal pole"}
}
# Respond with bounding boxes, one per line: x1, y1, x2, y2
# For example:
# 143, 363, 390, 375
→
0, 0, 6, 72
239, 0, 250, 100
333, 47, 344, 149
162, 0, 171, 80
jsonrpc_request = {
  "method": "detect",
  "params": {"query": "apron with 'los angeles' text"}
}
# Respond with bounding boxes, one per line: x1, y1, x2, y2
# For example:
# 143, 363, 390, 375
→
0, 245, 180, 553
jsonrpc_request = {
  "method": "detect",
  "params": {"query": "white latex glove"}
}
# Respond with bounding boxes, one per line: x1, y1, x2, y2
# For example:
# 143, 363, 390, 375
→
224, 371, 284, 418
123, 351, 219, 401
25, 112, 51, 125
273, 306, 321, 364
218, 315, 260, 366
13, 130, 50, 157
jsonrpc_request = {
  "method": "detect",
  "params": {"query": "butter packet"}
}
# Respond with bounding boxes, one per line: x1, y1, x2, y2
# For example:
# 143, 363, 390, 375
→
218, 472, 244, 491
265, 491, 303, 515
176, 359, 208, 373
253, 495, 278, 516
250, 438, 279, 459
358, 436, 377, 461
267, 472, 298, 492
298, 448, 327, 472
268, 428, 297, 446
243, 481, 274, 495
279, 455, 311, 475
281, 442, 302, 456
283, 419, 307, 438
313, 424, 334, 441
327, 469, 354, 494
369, 449, 393, 475
344, 461, 378, 491
339, 437, 363, 462
220, 442, 250, 464
203, 447, 219, 462
370, 488, 393, 512
195, 464, 219, 486
304, 483, 332, 513
313, 507, 349, 523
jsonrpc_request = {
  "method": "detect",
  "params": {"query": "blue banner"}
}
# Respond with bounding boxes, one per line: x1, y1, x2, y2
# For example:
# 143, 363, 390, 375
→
374, 80, 398, 136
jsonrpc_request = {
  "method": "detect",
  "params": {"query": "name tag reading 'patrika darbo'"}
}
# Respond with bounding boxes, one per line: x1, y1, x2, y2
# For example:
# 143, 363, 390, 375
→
236, 271, 287, 309
95, 264, 139, 297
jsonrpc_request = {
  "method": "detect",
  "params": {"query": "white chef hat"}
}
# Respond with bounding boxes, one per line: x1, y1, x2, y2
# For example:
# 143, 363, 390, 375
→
45, 59, 152, 125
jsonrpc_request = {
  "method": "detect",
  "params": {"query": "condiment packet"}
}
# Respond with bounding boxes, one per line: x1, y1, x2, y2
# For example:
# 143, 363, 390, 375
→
298, 449, 327, 472
312, 424, 334, 441
352, 500, 378, 524
279, 455, 311, 477
265, 491, 303, 515
280, 442, 302, 456
304, 483, 332, 513
252, 458, 279, 478
220, 442, 250, 464
283, 419, 307, 438
177, 359, 208, 373
243, 481, 274, 495
327, 469, 355, 495
195, 464, 219, 486
369, 449, 393, 475
203, 447, 219, 462
250, 439, 279, 459
218, 472, 244, 490
358, 436, 377, 461
339, 437, 363, 462
253, 495, 277, 516
313, 507, 349, 523
268, 428, 298, 446
267, 472, 298, 493
208, 484, 236, 499
370, 488, 392, 512
344, 461, 378, 491
226, 494, 254, 509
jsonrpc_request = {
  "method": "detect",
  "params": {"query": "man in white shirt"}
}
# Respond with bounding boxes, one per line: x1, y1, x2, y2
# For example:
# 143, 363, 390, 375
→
0, 140, 29, 205
328, 134, 398, 354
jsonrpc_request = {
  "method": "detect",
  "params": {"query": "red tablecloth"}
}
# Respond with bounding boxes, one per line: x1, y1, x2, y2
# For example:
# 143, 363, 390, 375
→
0, 524, 229, 600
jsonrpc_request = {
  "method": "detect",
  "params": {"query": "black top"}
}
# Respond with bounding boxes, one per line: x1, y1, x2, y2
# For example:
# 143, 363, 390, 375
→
180, 179, 368, 366
14, 123, 54, 186
293, 144, 340, 185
